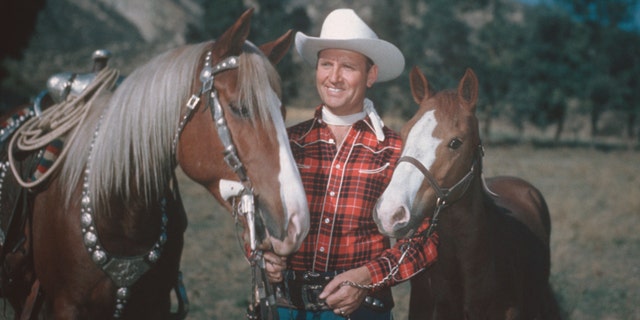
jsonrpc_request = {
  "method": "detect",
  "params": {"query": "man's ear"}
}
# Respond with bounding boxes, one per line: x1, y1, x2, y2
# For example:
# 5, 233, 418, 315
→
367, 65, 379, 87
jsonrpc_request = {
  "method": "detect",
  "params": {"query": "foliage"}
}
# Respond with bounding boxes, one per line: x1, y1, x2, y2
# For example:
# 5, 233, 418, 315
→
367, 0, 640, 143
2, 0, 639, 143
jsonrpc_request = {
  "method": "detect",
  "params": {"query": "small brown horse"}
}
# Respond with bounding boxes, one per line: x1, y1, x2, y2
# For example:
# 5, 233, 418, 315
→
0, 9, 309, 319
373, 68, 561, 319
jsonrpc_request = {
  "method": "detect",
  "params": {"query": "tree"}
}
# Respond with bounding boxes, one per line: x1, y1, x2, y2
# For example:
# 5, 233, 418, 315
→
471, 0, 526, 141
514, 6, 583, 142
380, 0, 474, 119
250, 1, 309, 104
555, 0, 640, 141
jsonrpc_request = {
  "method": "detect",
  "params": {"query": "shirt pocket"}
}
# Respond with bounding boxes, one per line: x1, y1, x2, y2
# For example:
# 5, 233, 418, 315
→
358, 161, 390, 174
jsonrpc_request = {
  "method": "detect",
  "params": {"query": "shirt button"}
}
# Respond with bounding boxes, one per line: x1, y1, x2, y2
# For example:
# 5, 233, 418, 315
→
319, 247, 325, 252
328, 138, 335, 144
324, 218, 330, 224
335, 164, 341, 169
329, 191, 335, 196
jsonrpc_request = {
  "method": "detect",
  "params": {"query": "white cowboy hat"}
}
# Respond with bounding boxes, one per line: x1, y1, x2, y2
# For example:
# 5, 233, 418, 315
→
295, 8, 405, 82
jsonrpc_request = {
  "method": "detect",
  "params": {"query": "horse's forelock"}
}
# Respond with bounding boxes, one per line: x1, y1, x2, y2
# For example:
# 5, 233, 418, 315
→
237, 42, 283, 129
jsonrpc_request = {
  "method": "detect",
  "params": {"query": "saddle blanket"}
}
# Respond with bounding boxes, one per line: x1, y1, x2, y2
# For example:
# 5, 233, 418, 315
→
0, 106, 65, 183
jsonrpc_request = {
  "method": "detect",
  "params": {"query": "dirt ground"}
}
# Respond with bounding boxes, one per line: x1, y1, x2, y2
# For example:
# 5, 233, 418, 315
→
176, 144, 640, 320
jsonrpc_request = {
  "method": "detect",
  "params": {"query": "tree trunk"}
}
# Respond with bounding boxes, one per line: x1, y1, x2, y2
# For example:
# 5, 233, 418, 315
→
554, 113, 565, 144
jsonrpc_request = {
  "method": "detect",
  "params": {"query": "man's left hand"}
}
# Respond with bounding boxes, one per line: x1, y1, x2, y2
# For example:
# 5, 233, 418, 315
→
263, 251, 287, 283
319, 266, 372, 317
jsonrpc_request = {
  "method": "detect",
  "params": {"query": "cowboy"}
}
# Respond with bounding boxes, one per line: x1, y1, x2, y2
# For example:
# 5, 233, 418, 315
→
264, 8, 439, 319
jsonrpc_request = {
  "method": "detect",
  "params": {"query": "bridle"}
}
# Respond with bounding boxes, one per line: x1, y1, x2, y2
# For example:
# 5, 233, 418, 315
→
340, 145, 483, 293
172, 50, 263, 254
173, 49, 277, 320
80, 49, 259, 319
172, 51, 262, 248
172, 51, 247, 183
397, 144, 483, 237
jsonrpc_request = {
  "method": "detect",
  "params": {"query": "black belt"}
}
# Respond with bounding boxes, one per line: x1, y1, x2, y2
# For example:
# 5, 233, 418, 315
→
277, 270, 393, 312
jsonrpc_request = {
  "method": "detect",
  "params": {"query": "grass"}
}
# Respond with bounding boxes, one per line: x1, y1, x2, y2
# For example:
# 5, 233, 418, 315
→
0, 106, 636, 319
174, 144, 640, 319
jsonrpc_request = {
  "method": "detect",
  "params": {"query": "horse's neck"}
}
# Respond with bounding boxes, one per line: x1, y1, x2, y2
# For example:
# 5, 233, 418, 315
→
93, 190, 167, 255
442, 176, 496, 235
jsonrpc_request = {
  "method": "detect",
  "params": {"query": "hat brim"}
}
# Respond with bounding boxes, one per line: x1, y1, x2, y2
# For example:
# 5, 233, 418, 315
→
295, 32, 405, 82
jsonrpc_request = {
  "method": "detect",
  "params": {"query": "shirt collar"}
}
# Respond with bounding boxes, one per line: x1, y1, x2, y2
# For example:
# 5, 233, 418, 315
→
313, 98, 386, 142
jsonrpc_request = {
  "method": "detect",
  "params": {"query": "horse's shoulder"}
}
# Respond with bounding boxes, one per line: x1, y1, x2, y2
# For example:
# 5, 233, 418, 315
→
484, 175, 551, 244
485, 176, 545, 205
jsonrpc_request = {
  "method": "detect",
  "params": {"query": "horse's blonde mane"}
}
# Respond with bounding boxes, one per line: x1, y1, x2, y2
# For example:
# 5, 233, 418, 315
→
61, 40, 282, 214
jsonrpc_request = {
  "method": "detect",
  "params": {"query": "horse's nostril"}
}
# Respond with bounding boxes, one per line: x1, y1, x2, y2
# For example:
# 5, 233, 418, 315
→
391, 206, 408, 224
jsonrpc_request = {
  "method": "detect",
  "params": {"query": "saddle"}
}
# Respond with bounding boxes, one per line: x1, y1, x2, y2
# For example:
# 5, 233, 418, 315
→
0, 49, 118, 318
0, 100, 49, 319
0, 50, 190, 320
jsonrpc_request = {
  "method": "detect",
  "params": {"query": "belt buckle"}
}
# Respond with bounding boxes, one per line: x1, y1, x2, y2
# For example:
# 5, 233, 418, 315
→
301, 283, 326, 310
301, 272, 327, 310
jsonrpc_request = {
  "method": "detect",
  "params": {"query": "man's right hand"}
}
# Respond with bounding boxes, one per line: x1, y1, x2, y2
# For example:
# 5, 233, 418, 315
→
263, 251, 287, 283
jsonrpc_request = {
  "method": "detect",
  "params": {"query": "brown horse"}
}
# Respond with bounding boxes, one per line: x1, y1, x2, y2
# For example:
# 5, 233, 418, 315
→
0, 9, 309, 319
373, 68, 560, 319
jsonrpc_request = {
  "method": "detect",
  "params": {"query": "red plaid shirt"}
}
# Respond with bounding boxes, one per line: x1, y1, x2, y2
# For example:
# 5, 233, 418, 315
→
287, 106, 438, 288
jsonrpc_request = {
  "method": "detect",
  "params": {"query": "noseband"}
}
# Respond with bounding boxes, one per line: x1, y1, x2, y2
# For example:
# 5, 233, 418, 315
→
397, 144, 483, 237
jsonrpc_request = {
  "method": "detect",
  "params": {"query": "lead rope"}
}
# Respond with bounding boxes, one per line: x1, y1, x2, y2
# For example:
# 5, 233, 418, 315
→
341, 147, 483, 293
339, 219, 438, 293
226, 185, 278, 320
225, 175, 279, 320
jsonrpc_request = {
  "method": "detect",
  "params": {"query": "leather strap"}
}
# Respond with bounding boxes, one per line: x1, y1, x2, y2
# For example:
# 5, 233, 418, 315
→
19, 279, 41, 320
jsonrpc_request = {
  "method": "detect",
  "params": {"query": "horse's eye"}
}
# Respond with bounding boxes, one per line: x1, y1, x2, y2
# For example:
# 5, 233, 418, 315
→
229, 103, 250, 118
448, 138, 463, 149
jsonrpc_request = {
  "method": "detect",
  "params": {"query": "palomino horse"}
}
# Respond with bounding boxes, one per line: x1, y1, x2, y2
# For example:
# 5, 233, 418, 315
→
0, 9, 309, 319
374, 68, 561, 319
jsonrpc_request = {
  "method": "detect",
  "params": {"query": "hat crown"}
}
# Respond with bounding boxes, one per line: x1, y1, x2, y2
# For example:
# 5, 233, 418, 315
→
319, 9, 379, 41
295, 8, 405, 82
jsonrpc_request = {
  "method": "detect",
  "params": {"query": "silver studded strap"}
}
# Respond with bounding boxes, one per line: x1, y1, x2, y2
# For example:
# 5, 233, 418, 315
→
81, 112, 169, 318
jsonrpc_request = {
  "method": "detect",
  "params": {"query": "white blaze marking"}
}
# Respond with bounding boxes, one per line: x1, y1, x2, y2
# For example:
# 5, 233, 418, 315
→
377, 110, 441, 231
266, 89, 309, 253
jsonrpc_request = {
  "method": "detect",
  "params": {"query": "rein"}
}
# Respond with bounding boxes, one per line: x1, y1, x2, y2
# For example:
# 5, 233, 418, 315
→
341, 145, 483, 292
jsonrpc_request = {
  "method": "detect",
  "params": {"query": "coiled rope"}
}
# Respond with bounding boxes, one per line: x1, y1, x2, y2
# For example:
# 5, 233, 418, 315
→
8, 67, 120, 188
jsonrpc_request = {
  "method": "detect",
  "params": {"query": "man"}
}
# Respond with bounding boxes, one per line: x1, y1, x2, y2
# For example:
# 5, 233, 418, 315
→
265, 9, 439, 319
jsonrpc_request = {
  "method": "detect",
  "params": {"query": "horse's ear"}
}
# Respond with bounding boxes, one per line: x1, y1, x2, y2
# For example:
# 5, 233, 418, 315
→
260, 29, 294, 65
214, 8, 254, 57
458, 68, 479, 112
410, 66, 430, 105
